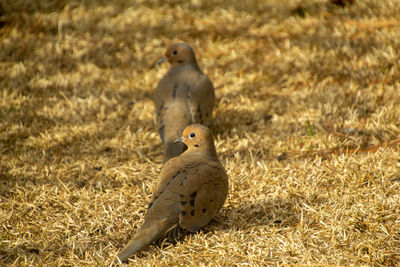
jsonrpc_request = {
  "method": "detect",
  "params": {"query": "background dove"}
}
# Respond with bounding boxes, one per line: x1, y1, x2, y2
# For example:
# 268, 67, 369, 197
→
154, 43, 215, 162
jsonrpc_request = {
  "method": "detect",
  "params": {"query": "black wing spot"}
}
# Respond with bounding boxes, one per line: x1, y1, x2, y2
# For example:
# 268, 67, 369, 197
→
197, 105, 203, 122
190, 209, 195, 216
154, 195, 159, 199
159, 125, 165, 143
172, 171, 181, 179
190, 191, 197, 198
181, 201, 187, 205
180, 176, 188, 186
181, 210, 187, 216
185, 85, 191, 94
157, 102, 164, 118
194, 144, 199, 148
210, 199, 214, 202
179, 194, 184, 198
148, 202, 153, 209
202, 208, 207, 213
172, 84, 178, 98
189, 199, 195, 207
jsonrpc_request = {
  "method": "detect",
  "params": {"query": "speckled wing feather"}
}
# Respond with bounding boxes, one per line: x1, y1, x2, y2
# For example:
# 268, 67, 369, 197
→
177, 158, 227, 232
146, 154, 227, 234
187, 73, 215, 127
153, 78, 192, 162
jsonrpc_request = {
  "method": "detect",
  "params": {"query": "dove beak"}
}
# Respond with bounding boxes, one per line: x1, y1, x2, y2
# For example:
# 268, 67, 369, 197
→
174, 137, 185, 143
157, 56, 167, 65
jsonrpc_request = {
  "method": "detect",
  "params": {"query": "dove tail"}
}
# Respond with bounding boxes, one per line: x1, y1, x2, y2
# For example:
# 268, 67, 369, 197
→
116, 222, 173, 263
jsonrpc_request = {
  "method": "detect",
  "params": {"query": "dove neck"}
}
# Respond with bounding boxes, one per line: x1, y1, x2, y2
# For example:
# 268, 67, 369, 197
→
170, 62, 200, 72
187, 141, 218, 160
169, 52, 200, 70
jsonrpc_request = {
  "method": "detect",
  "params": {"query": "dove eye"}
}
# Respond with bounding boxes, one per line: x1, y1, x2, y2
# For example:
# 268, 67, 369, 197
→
172, 50, 178, 55
189, 132, 196, 139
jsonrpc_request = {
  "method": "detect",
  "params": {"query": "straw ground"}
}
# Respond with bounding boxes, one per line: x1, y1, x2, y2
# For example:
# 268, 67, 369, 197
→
1, 0, 399, 265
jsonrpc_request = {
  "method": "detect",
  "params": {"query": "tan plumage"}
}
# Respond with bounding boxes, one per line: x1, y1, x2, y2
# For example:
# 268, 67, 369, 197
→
154, 43, 215, 163
116, 124, 228, 262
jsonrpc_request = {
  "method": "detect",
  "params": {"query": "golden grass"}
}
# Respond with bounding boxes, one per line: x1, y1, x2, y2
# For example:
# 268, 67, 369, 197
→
1, 0, 400, 265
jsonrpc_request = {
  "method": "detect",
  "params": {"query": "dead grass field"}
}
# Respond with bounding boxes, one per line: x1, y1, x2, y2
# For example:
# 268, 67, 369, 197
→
1, 0, 400, 265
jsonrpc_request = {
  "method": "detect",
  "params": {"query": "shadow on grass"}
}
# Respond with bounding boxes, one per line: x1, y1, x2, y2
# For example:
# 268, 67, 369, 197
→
114, 196, 304, 262
220, 198, 301, 230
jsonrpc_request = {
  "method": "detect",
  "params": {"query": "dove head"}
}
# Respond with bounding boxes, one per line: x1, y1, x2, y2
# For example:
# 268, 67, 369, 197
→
176, 124, 217, 157
163, 43, 198, 68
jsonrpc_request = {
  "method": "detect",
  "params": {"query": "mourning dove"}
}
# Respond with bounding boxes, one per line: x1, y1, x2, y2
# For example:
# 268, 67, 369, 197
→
154, 43, 215, 162
116, 124, 228, 262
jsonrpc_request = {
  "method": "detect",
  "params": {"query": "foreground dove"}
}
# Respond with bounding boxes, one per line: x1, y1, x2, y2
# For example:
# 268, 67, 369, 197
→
116, 124, 228, 262
154, 43, 215, 162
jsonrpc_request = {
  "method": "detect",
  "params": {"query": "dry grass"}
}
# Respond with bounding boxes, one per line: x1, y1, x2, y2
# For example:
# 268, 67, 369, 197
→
1, 0, 400, 266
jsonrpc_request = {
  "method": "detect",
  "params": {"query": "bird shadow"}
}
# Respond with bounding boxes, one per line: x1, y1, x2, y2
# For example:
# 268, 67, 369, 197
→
125, 197, 302, 260
212, 197, 302, 232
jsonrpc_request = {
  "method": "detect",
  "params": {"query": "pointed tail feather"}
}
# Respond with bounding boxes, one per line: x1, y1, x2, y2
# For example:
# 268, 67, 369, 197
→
116, 221, 174, 263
